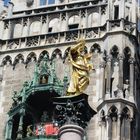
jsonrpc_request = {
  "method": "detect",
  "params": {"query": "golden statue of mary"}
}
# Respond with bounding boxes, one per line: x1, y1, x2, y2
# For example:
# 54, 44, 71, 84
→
67, 39, 93, 95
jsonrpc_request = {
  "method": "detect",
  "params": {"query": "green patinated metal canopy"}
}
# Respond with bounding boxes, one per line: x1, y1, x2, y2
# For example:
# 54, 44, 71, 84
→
6, 54, 96, 140
6, 55, 68, 140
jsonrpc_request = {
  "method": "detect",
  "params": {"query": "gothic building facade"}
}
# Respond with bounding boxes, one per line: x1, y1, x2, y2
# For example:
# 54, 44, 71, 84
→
0, 0, 140, 140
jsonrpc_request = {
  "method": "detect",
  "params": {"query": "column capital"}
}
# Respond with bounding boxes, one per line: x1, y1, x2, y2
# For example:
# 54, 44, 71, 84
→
106, 55, 112, 62
98, 120, 102, 126
118, 54, 124, 60
117, 113, 122, 119
99, 61, 106, 68
105, 115, 110, 121
19, 108, 25, 116
129, 57, 135, 64
129, 117, 133, 122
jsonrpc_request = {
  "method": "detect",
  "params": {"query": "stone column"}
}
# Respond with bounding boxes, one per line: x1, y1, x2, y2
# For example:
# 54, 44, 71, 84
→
27, 18, 30, 36
107, 0, 111, 20
106, 116, 112, 140
129, 57, 134, 101
46, 15, 49, 33
8, 20, 13, 39
120, 0, 125, 19
0, 19, 4, 39
118, 54, 124, 97
40, 16, 43, 34
98, 120, 102, 140
99, 61, 106, 101
127, 118, 132, 140
66, 12, 69, 30
117, 114, 121, 140
102, 121, 106, 140
106, 55, 112, 98
99, 119, 106, 140
59, 124, 84, 140
79, 10, 82, 29
99, 7, 101, 26
120, 0, 125, 30
85, 9, 88, 28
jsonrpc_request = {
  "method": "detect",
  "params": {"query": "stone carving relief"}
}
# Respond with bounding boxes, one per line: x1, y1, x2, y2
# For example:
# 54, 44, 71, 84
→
61, 13, 66, 21
26, 37, 38, 47
47, 35, 58, 44
23, 18, 28, 27
81, 10, 86, 18
86, 30, 98, 38
66, 31, 78, 41
101, 6, 106, 15
112, 62, 119, 96
7, 40, 19, 50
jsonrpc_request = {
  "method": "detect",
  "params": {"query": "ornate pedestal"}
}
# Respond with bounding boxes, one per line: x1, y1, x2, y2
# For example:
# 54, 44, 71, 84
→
59, 124, 84, 140
53, 94, 96, 139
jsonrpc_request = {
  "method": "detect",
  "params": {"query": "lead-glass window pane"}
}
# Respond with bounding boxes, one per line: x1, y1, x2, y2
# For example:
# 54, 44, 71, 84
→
48, 0, 55, 4
40, 0, 46, 5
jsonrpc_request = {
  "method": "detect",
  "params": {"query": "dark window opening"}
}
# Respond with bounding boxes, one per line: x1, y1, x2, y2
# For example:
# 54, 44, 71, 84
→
110, 78, 114, 97
114, 6, 119, 19
123, 59, 130, 84
126, 16, 129, 20
68, 24, 79, 30
11, 115, 20, 139
48, 0, 55, 4
48, 27, 52, 33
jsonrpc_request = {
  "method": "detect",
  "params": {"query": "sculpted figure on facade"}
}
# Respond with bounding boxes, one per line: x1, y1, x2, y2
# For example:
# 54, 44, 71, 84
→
67, 39, 93, 95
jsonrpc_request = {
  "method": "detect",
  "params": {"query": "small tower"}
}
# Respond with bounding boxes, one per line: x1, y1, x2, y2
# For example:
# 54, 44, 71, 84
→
97, 0, 138, 139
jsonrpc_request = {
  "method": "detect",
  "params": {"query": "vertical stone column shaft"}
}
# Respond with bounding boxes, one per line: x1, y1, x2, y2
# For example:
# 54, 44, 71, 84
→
129, 57, 134, 97
99, 61, 106, 100
85, 9, 88, 28
118, 55, 124, 90
117, 114, 121, 140
46, 15, 49, 33
59, 125, 84, 140
106, 56, 112, 97
27, 17, 30, 36
120, 0, 125, 19
40, 16, 43, 34
106, 116, 112, 140
7, 2, 14, 18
